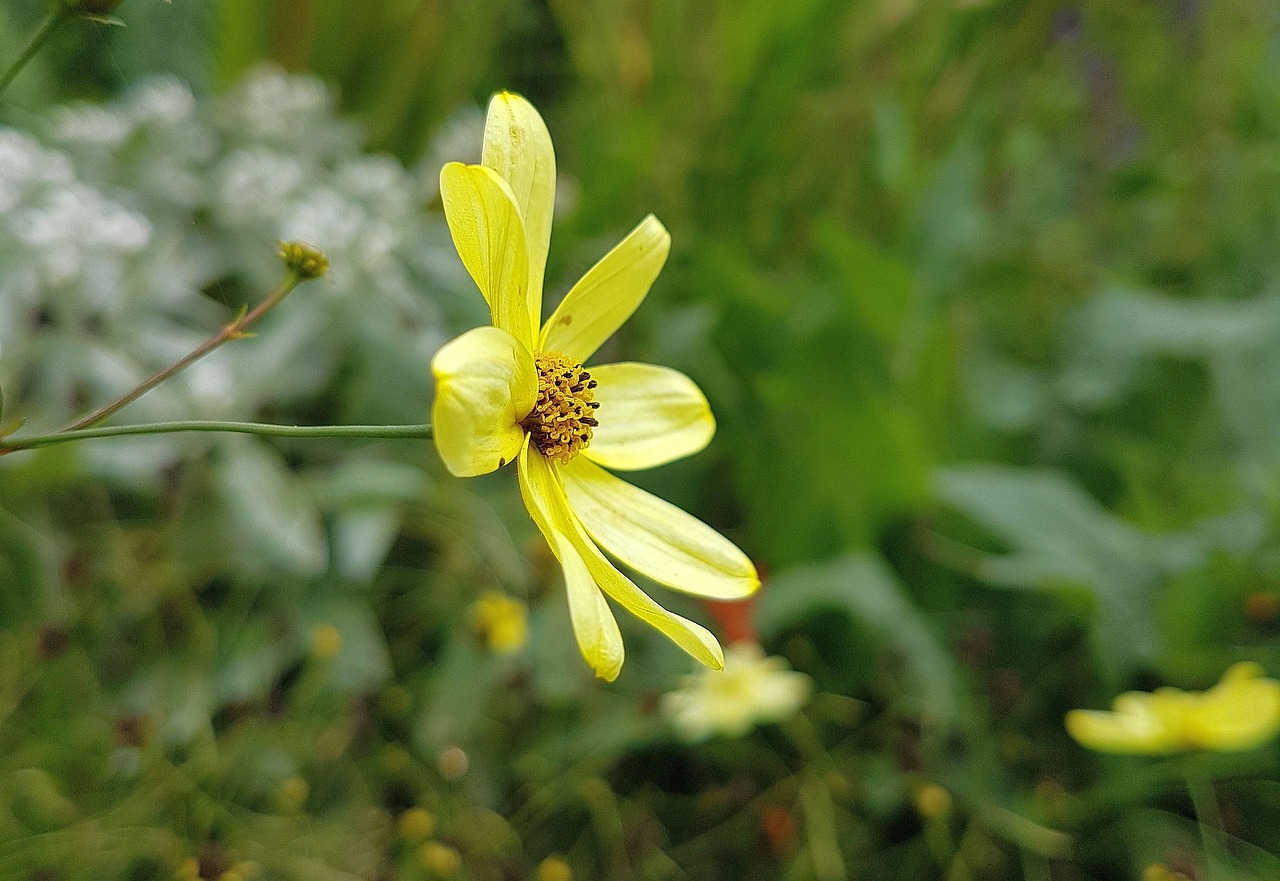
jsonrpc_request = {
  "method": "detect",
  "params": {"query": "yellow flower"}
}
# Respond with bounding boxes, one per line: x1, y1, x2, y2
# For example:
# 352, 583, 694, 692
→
660, 642, 812, 741
432, 92, 759, 680
397, 807, 437, 842
470, 590, 528, 653
309, 623, 342, 660
1065, 662, 1280, 754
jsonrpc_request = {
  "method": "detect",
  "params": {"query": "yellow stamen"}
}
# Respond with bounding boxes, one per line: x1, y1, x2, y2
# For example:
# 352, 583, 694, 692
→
522, 351, 600, 462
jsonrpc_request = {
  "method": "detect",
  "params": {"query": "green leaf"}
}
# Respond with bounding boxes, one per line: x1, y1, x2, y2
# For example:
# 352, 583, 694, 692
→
302, 599, 392, 693
757, 552, 958, 729
217, 438, 328, 578
0, 416, 27, 440
935, 465, 1165, 675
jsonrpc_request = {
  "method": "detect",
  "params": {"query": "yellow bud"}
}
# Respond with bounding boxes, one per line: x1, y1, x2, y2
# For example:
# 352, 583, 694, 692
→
913, 783, 953, 820
217, 871, 243, 881
419, 842, 462, 877
437, 745, 469, 780
381, 743, 412, 775
278, 776, 308, 811
175, 857, 201, 881
278, 241, 329, 281
310, 624, 342, 660
535, 855, 573, 881
470, 591, 528, 654
397, 807, 437, 841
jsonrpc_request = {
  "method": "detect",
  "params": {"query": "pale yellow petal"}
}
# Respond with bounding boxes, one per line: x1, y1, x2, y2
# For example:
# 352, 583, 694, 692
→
1189, 668, 1280, 751
519, 444, 724, 670
582, 363, 716, 470
561, 456, 758, 601
482, 92, 555, 331
1220, 661, 1266, 684
1066, 690, 1192, 754
540, 214, 670, 361
1064, 701, 1181, 755
431, 326, 536, 477
517, 440, 623, 680
439, 162, 534, 347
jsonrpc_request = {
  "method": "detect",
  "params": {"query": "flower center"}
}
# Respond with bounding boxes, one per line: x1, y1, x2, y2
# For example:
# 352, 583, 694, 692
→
521, 351, 600, 463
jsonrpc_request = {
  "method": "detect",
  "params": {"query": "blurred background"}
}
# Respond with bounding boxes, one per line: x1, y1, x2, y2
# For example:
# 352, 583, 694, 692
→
2, 0, 1279, 878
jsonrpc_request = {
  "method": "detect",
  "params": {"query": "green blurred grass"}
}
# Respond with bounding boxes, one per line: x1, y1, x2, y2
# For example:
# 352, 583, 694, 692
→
4, 0, 1280, 879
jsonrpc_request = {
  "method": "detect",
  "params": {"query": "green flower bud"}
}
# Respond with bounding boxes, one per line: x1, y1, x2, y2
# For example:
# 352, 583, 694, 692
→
278, 241, 329, 281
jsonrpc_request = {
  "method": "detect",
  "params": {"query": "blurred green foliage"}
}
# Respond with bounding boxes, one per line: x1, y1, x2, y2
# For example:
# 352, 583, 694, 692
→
3, 0, 1280, 879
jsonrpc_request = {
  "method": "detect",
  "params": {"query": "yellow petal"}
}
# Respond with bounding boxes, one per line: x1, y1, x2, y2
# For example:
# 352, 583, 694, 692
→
519, 443, 724, 670
1064, 697, 1182, 755
582, 363, 716, 470
1220, 661, 1266, 684
431, 326, 536, 478
439, 162, 534, 347
517, 439, 623, 680
482, 92, 555, 330
540, 214, 670, 361
561, 456, 758, 601
1188, 667, 1280, 751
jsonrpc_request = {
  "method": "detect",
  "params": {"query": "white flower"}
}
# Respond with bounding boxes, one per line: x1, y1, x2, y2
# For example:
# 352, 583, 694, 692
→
661, 642, 813, 742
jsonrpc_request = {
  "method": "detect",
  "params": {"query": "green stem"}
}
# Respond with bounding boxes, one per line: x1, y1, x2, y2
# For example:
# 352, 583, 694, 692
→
1, 420, 432, 453
62, 271, 303, 432
0, 7, 69, 101
1185, 770, 1229, 878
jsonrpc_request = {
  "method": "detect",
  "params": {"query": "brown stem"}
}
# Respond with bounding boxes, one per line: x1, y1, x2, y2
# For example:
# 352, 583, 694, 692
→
60, 271, 302, 432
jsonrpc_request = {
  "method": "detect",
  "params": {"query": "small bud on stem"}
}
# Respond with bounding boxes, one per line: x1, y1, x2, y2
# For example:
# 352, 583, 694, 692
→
278, 241, 329, 281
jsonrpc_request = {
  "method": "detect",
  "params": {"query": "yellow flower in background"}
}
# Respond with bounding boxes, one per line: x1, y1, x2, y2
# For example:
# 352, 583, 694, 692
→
470, 591, 528, 654
1065, 662, 1280, 754
660, 642, 812, 741
432, 93, 759, 680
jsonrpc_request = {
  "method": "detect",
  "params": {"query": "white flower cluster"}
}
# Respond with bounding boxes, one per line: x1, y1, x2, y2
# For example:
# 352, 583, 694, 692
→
0, 67, 481, 482
661, 642, 813, 742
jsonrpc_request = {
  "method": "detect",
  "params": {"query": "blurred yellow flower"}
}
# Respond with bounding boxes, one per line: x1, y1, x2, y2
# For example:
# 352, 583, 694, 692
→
913, 783, 953, 820
660, 642, 812, 741
276, 776, 308, 812
1065, 662, 1280, 754
534, 856, 573, 881
432, 92, 759, 680
397, 807, 437, 842
309, 623, 342, 660
419, 841, 462, 877
470, 590, 528, 653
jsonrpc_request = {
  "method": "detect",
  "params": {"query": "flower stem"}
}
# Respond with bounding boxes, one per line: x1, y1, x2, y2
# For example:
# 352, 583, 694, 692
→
61, 270, 304, 432
1185, 770, 1229, 878
0, 7, 70, 101
0, 420, 432, 453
